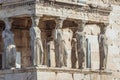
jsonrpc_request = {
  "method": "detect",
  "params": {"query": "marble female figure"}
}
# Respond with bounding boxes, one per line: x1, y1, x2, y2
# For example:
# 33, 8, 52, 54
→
30, 16, 44, 66
76, 21, 86, 69
71, 38, 77, 68
98, 26, 108, 70
2, 18, 16, 69
54, 18, 67, 67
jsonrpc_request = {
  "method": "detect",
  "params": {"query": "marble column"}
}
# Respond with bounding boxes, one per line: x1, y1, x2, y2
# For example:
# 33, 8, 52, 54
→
54, 18, 67, 67
2, 18, 16, 69
86, 38, 91, 68
98, 23, 108, 70
30, 15, 44, 66
75, 20, 86, 69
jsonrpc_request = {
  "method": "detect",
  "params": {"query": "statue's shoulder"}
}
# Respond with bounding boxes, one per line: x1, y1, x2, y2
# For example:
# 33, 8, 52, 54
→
2, 30, 8, 38
2, 30, 7, 35
2, 30, 5, 33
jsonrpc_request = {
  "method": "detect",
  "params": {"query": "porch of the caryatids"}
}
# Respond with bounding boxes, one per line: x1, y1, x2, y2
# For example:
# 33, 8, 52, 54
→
30, 15, 44, 67
2, 18, 16, 69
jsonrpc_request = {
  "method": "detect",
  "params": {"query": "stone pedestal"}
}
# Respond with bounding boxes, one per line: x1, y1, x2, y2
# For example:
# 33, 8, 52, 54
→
0, 67, 112, 80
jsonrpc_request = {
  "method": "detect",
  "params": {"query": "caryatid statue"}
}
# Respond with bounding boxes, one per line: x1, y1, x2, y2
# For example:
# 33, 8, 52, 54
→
2, 18, 16, 69
30, 15, 44, 66
54, 18, 67, 67
75, 21, 86, 69
71, 38, 77, 68
98, 24, 108, 70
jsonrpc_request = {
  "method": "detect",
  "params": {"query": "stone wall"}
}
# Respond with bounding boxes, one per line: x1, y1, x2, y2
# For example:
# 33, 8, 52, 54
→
107, 5, 120, 80
77, 4, 120, 80
82, 4, 120, 80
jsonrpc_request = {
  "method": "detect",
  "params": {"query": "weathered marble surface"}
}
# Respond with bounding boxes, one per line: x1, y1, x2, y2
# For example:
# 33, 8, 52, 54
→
106, 5, 120, 79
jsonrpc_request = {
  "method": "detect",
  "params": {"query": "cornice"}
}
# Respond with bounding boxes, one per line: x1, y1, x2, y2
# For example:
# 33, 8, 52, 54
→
0, 0, 113, 24
0, 0, 112, 12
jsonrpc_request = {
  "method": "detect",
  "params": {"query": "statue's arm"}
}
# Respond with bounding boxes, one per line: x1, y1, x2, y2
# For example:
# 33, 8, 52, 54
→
85, 36, 87, 49
11, 33, 15, 44
41, 43, 44, 53
30, 28, 34, 40
106, 35, 108, 44
2, 31, 5, 39
2, 32, 8, 48
2, 31, 8, 44
54, 29, 58, 40
75, 31, 78, 39
30, 29, 35, 47
98, 34, 101, 43
30, 28, 32, 37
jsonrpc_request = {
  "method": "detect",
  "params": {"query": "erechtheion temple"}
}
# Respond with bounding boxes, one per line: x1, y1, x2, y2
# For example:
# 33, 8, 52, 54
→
0, 0, 120, 80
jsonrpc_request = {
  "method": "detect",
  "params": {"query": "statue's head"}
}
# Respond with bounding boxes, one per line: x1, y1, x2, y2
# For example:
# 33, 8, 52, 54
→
31, 15, 40, 27
4, 18, 12, 30
55, 18, 64, 29
100, 23, 108, 34
77, 20, 86, 32
78, 26, 84, 32
78, 23, 85, 32
102, 27, 107, 34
